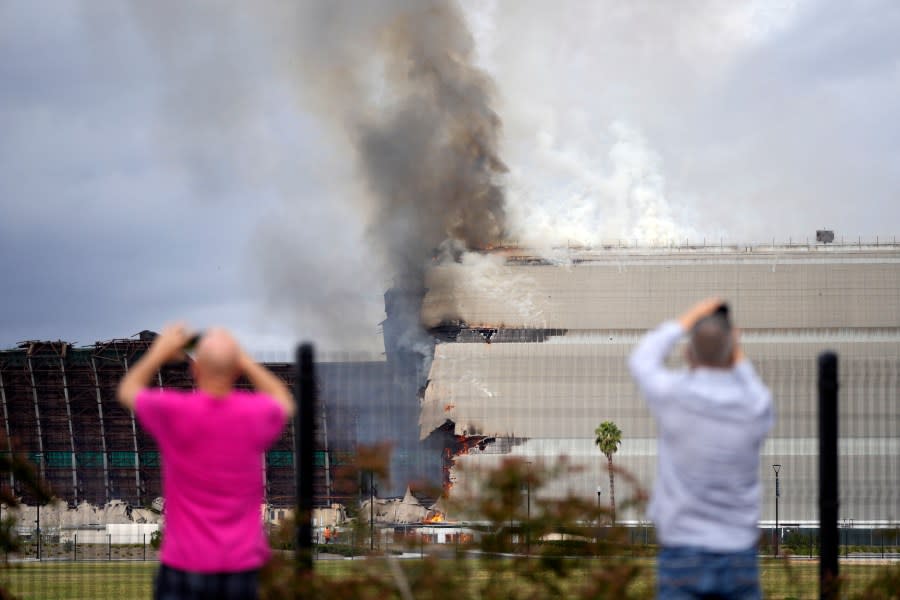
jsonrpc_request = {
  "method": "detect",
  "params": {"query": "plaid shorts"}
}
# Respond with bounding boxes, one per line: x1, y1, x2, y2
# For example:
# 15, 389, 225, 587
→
154, 564, 260, 600
657, 545, 761, 600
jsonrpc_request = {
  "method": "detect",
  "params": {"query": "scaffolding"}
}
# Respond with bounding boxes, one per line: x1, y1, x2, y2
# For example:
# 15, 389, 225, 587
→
0, 336, 312, 509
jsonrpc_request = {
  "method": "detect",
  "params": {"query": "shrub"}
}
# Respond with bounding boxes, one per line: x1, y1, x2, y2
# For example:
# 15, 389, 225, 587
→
851, 563, 900, 600
783, 530, 816, 556
261, 454, 651, 599
315, 543, 363, 558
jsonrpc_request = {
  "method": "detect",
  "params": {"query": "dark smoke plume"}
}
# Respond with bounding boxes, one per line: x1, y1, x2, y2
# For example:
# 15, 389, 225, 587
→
353, 2, 508, 268
286, 1, 510, 493
298, 4, 506, 262
127, 1, 506, 354
289, 0, 508, 362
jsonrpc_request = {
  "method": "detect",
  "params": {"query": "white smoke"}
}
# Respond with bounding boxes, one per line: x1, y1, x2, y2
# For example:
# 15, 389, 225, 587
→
505, 120, 692, 247
457, 252, 544, 326
458, 0, 812, 248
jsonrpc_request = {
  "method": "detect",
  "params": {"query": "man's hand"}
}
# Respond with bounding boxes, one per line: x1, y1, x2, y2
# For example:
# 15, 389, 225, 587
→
678, 297, 725, 330
146, 322, 193, 363
730, 328, 745, 365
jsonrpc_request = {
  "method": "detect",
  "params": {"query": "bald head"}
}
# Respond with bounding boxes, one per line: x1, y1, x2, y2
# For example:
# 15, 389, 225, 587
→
688, 315, 734, 368
193, 328, 241, 392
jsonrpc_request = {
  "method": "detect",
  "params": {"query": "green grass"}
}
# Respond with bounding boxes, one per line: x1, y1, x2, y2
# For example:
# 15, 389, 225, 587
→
0, 558, 893, 599
758, 559, 886, 599
0, 562, 156, 600
313, 557, 889, 599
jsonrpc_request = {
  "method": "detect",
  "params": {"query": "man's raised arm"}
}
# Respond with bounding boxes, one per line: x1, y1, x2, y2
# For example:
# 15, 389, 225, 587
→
676, 297, 725, 333
628, 297, 724, 398
239, 352, 296, 418
117, 323, 191, 411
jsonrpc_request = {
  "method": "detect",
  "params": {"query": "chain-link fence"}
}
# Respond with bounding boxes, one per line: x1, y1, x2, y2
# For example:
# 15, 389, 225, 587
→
2, 245, 899, 598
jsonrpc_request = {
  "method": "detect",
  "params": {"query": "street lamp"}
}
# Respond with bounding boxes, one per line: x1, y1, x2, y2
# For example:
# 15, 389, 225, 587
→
773, 464, 781, 557
524, 461, 532, 555
369, 472, 376, 551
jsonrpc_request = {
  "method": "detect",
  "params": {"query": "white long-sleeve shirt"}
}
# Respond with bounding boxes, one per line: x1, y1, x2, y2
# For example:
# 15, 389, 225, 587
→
629, 321, 774, 552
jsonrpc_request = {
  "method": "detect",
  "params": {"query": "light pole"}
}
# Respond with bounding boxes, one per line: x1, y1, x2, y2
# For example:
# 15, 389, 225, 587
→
773, 464, 781, 557
596, 486, 602, 507
369, 471, 375, 551
522, 462, 532, 555
36, 503, 41, 561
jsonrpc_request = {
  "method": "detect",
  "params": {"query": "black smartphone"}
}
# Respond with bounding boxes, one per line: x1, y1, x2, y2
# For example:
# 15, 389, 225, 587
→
184, 333, 203, 351
714, 303, 730, 323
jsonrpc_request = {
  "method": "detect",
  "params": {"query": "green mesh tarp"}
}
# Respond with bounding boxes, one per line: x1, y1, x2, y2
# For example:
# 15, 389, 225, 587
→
267, 451, 293, 467
76, 452, 104, 467
108, 451, 137, 467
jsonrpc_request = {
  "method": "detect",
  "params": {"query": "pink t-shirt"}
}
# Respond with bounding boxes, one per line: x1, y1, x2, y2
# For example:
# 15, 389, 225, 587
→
135, 388, 286, 573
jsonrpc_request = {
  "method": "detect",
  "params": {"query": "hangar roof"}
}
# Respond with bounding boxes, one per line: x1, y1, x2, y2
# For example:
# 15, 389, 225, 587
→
422, 245, 900, 330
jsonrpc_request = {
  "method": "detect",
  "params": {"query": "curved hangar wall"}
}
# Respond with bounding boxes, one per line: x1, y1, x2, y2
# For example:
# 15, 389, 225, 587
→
0, 339, 297, 508
421, 245, 900, 524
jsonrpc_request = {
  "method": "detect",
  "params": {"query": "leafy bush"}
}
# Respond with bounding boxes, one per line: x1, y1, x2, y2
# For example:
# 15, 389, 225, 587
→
783, 530, 816, 556
851, 563, 900, 600
261, 454, 651, 599
0, 440, 53, 599
258, 446, 900, 599
314, 543, 364, 558
150, 529, 162, 550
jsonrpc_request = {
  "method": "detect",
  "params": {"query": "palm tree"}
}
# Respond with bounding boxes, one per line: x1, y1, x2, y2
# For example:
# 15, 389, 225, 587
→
594, 421, 622, 524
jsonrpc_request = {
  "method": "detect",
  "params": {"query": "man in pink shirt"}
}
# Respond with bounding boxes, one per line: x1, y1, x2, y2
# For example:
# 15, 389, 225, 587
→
118, 324, 294, 600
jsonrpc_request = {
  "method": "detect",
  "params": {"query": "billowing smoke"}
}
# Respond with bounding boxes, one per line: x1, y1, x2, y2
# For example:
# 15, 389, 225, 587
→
288, 1, 508, 364
126, 0, 507, 495
287, 1, 510, 493
354, 2, 508, 262
126, 1, 506, 355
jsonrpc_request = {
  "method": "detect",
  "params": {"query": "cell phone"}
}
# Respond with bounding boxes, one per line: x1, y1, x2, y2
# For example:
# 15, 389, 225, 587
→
184, 332, 203, 351
714, 303, 730, 323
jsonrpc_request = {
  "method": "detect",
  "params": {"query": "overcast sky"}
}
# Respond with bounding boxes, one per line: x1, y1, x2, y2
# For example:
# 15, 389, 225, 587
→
2, 1, 898, 355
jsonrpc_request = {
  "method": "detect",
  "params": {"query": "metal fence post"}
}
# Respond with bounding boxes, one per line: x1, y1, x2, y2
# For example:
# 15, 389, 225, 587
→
143, 533, 146, 561
818, 351, 839, 599
74, 533, 77, 561
108, 533, 112, 561
295, 343, 316, 574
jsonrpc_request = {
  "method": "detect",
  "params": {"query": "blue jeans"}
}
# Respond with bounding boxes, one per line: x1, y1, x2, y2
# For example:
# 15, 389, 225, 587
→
154, 564, 259, 600
657, 546, 761, 600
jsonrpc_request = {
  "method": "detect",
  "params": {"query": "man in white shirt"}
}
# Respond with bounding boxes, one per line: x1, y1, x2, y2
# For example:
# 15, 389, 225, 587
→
629, 298, 774, 600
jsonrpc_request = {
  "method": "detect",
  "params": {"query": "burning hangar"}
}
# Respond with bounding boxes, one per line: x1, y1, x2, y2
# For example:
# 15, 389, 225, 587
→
1, 240, 899, 528
419, 241, 900, 526
0, 335, 444, 510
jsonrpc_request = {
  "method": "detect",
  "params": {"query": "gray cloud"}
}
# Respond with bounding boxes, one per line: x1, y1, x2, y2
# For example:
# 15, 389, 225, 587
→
0, 2, 273, 349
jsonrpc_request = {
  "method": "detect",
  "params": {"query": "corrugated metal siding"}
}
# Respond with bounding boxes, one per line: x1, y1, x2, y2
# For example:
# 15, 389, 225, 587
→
424, 247, 900, 523
422, 249, 900, 329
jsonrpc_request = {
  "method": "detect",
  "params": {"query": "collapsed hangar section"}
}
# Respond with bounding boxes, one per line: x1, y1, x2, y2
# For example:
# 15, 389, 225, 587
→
0, 337, 297, 508
0, 339, 444, 509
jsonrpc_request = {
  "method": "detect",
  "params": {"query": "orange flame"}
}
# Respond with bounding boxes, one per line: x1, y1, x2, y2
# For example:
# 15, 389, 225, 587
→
441, 432, 495, 496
